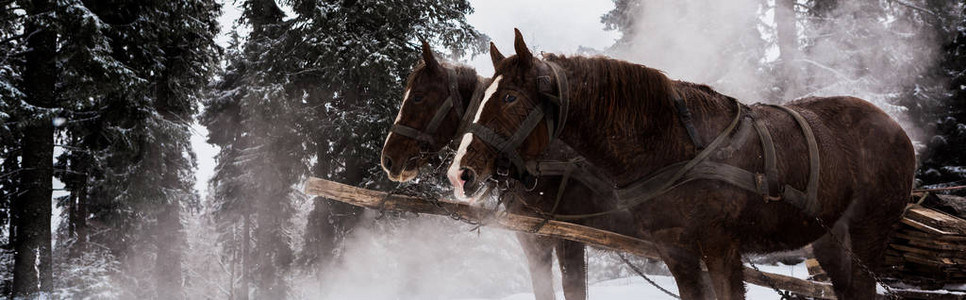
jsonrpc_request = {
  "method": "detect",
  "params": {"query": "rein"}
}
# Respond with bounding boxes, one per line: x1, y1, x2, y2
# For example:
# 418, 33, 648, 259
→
391, 68, 464, 151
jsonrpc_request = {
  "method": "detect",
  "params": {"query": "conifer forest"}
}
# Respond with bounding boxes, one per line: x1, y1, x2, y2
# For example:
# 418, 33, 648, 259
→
0, 0, 965, 299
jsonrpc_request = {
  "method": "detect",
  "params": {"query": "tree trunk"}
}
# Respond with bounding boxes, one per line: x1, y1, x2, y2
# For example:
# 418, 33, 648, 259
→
253, 204, 285, 299
155, 199, 184, 299
67, 153, 89, 259
12, 0, 56, 296
240, 213, 250, 300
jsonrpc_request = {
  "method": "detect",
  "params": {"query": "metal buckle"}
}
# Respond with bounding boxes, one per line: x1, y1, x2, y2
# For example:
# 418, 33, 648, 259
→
756, 173, 781, 202
537, 75, 552, 92
496, 166, 509, 177
523, 174, 538, 191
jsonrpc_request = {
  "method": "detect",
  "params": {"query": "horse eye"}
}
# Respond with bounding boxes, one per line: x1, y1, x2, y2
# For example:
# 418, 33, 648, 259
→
412, 95, 424, 103
504, 94, 517, 103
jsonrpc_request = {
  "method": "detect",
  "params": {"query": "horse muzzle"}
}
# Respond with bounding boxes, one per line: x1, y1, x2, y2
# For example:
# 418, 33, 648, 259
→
382, 154, 419, 182
448, 167, 484, 201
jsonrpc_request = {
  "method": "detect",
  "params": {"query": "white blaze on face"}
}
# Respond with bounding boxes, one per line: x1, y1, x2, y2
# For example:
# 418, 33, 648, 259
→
447, 133, 474, 201
384, 88, 410, 146
395, 89, 410, 124
474, 75, 503, 123
448, 76, 503, 201
382, 88, 411, 176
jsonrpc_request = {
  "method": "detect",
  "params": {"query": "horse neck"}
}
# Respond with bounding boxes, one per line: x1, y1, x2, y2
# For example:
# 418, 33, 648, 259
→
552, 60, 736, 186
449, 66, 485, 146
453, 66, 483, 113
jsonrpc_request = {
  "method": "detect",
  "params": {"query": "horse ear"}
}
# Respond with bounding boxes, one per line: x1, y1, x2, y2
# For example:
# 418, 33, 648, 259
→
421, 40, 441, 72
489, 41, 505, 68
513, 28, 533, 63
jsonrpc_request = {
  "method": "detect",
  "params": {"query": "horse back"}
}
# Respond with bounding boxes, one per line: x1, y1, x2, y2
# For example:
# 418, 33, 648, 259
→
756, 96, 916, 222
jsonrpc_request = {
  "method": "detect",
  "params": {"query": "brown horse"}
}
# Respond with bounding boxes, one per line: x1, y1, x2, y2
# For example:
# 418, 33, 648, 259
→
381, 42, 638, 300
448, 29, 916, 299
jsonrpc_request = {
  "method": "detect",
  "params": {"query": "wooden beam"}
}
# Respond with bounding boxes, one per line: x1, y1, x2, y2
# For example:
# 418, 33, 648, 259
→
304, 177, 836, 299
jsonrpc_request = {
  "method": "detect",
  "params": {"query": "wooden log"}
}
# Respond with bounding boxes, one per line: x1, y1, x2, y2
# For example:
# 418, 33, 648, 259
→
304, 177, 836, 299
905, 204, 966, 236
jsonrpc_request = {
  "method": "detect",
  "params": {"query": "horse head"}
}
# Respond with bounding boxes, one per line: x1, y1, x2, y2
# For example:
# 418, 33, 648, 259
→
381, 41, 475, 182
447, 29, 562, 200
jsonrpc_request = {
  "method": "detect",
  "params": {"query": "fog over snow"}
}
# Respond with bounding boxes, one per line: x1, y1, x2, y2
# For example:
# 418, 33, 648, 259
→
188, 0, 939, 298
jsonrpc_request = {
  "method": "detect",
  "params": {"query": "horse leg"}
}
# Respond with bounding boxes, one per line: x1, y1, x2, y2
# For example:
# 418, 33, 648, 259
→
556, 240, 587, 300
843, 207, 903, 299
517, 233, 556, 300
657, 243, 714, 300
702, 243, 746, 300
811, 222, 853, 298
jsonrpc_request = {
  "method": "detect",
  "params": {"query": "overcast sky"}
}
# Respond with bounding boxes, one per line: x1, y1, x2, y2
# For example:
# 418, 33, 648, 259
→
193, 0, 619, 199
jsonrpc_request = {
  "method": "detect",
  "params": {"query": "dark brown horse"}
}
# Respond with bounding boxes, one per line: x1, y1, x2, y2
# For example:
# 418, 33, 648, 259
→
381, 42, 637, 300
448, 29, 916, 299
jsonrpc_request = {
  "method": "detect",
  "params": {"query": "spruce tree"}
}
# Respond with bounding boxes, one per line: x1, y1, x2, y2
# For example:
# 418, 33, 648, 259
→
916, 1, 966, 192
204, 0, 484, 297
11, 0, 56, 296
204, 0, 298, 297
282, 0, 485, 275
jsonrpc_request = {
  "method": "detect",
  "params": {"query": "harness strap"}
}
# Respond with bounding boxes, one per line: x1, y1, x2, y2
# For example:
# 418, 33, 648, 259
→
615, 98, 744, 207
541, 61, 569, 140
752, 111, 782, 201
673, 95, 706, 150
769, 104, 821, 216
468, 121, 529, 178
391, 123, 435, 145
527, 101, 822, 220
393, 67, 466, 149
454, 76, 487, 141
529, 159, 612, 196
448, 68, 464, 120
548, 98, 745, 220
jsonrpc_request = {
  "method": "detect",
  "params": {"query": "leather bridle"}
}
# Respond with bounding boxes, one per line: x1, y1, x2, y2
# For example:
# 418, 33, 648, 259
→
466, 61, 570, 186
390, 68, 464, 153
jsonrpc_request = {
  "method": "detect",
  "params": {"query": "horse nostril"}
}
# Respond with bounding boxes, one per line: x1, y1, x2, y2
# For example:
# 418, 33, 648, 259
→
383, 156, 394, 171
459, 167, 476, 183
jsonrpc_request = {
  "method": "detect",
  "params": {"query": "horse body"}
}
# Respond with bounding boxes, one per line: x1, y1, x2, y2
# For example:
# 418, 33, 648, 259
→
450, 30, 915, 299
381, 42, 638, 300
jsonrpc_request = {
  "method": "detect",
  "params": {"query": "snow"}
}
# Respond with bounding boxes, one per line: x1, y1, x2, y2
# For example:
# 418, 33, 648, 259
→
460, 262, 808, 300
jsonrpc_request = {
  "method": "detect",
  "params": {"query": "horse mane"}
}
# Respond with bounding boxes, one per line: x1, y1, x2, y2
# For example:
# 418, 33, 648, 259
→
541, 54, 676, 133
405, 60, 478, 89
540, 54, 735, 134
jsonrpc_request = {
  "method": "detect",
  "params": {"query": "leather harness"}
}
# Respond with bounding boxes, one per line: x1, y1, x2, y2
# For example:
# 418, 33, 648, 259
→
464, 60, 823, 221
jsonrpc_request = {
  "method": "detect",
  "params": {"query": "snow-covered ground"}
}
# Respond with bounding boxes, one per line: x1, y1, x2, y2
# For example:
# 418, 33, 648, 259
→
466, 263, 808, 300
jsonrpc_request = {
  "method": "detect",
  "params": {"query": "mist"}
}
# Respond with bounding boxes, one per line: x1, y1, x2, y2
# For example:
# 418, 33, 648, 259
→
608, 0, 943, 144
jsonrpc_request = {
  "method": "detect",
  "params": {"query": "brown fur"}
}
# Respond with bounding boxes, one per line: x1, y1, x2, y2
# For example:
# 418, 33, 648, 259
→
452, 30, 916, 299
381, 43, 639, 300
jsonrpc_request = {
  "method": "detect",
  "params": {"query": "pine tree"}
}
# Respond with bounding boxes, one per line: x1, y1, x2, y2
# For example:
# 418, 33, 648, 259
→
203, 1, 299, 298
916, 1, 966, 192
601, 0, 642, 50
29, 0, 220, 298
204, 0, 484, 296
11, 0, 56, 296
0, 0, 25, 294
282, 0, 484, 275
